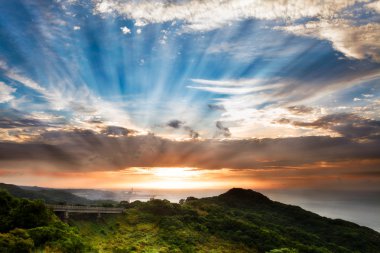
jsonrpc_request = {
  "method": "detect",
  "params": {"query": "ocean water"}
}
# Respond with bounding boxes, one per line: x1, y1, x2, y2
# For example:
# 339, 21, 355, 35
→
73, 188, 380, 232
137, 189, 380, 232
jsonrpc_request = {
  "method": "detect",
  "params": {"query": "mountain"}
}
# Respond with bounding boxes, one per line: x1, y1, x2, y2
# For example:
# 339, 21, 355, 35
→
0, 183, 115, 205
72, 188, 380, 253
1, 187, 380, 252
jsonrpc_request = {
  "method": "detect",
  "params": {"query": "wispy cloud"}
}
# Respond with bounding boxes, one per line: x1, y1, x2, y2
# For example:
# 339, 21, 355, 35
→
291, 113, 380, 139
92, 0, 364, 32
1, 61, 136, 132
366, 0, 380, 13
91, 0, 380, 62
188, 78, 283, 95
276, 20, 380, 62
0, 82, 16, 103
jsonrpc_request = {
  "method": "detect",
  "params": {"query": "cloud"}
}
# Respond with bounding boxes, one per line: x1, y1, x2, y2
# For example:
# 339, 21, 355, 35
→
184, 70, 380, 139
291, 113, 380, 139
101, 126, 135, 136
187, 78, 284, 95
91, 0, 380, 62
276, 20, 380, 62
92, 0, 364, 32
73, 25, 81, 30
274, 118, 292, 124
167, 120, 184, 129
0, 130, 379, 171
0, 109, 54, 129
287, 105, 314, 115
120, 26, 131, 34
1, 61, 136, 131
208, 104, 226, 111
6, 71, 46, 93
166, 120, 199, 139
215, 121, 231, 138
183, 126, 199, 139
0, 82, 16, 103
190, 78, 263, 87
0, 109, 67, 141
366, 0, 380, 13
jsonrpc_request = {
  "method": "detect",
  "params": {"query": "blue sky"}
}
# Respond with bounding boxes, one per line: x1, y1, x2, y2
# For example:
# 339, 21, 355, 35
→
0, 0, 380, 196
1, 0, 379, 140
1, 0, 380, 233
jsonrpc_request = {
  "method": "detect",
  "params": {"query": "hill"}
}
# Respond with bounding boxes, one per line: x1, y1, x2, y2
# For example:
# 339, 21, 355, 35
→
0, 190, 88, 252
1, 187, 380, 252
72, 188, 380, 253
0, 183, 115, 205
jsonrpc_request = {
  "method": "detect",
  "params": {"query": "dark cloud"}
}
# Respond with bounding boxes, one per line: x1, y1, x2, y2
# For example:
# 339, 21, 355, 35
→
167, 120, 199, 139
215, 121, 231, 137
287, 105, 314, 115
208, 104, 226, 111
167, 120, 184, 129
0, 117, 49, 129
274, 118, 291, 124
0, 109, 52, 129
69, 101, 97, 114
292, 113, 380, 139
0, 142, 76, 166
87, 116, 103, 124
183, 126, 200, 139
101, 126, 135, 136
1, 130, 379, 171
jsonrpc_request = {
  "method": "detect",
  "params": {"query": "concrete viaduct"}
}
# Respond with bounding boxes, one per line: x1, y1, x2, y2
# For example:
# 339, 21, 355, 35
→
47, 204, 125, 219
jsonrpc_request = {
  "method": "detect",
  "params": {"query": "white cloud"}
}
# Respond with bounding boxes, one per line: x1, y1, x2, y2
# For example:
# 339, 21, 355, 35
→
136, 28, 142, 34
93, 0, 364, 32
190, 78, 263, 87
187, 78, 283, 95
120, 26, 131, 34
366, 0, 380, 13
186, 73, 380, 138
92, 0, 380, 62
1, 61, 137, 131
73, 25, 81, 30
0, 82, 16, 103
187, 85, 268, 95
6, 71, 46, 93
276, 20, 380, 62
134, 20, 146, 27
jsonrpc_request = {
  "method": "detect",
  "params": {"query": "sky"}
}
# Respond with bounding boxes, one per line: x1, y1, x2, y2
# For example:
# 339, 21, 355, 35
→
0, 0, 380, 197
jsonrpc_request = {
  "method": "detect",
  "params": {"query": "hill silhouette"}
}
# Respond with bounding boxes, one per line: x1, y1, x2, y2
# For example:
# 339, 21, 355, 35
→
0, 183, 115, 205
75, 188, 380, 253
1, 187, 380, 252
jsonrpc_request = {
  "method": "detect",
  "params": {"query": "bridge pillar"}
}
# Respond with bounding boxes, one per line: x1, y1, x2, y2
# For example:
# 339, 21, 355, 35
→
64, 211, 69, 222
97, 212, 101, 219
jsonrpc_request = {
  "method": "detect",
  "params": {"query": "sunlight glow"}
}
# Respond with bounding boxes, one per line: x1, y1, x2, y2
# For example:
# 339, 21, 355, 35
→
151, 167, 202, 178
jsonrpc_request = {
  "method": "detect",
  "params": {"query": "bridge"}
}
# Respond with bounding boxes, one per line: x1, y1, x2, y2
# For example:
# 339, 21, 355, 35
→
47, 204, 125, 219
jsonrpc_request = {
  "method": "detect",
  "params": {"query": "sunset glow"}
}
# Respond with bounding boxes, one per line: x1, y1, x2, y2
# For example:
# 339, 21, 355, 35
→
1, 2, 380, 248
0, 0, 379, 213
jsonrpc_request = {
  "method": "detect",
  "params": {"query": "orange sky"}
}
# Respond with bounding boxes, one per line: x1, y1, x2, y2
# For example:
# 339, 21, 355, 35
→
1, 159, 379, 191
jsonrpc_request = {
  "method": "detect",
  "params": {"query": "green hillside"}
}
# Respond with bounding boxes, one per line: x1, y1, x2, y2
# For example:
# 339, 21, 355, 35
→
0, 190, 87, 252
0, 183, 115, 206
1, 188, 380, 253
73, 188, 380, 253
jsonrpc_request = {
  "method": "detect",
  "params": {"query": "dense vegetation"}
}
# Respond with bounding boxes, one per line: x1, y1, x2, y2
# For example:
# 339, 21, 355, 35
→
0, 183, 115, 205
73, 189, 380, 253
1, 187, 380, 252
0, 190, 87, 252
